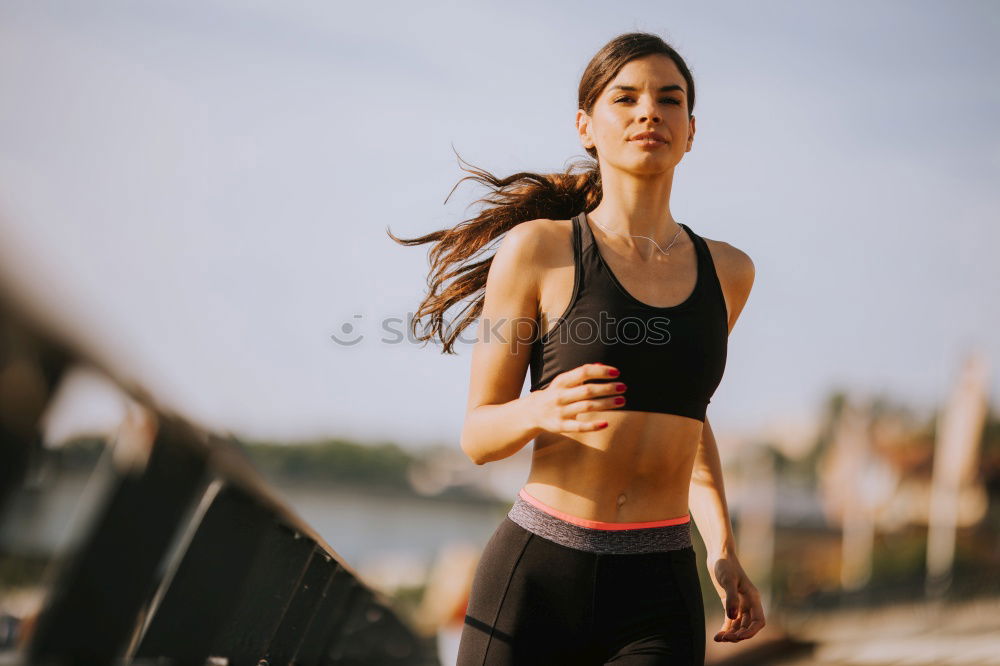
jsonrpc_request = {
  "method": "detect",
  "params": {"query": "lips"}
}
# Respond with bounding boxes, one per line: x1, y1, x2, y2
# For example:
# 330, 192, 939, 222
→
630, 131, 667, 143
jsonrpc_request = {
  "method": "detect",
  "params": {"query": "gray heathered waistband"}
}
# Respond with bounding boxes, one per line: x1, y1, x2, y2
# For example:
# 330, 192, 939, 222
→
506, 494, 692, 555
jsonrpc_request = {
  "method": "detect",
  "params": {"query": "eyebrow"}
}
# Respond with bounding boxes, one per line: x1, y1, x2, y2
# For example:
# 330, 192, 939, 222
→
611, 84, 686, 95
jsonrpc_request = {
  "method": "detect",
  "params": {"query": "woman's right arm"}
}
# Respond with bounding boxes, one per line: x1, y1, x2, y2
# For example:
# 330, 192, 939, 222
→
459, 221, 624, 465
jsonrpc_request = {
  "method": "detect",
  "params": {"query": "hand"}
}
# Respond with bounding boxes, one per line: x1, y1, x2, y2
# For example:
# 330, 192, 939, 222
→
708, 553, 766, 642
527, 362, 626, 434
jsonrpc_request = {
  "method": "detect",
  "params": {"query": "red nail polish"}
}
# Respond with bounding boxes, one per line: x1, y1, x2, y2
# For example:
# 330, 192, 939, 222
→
609, 369, 620, 377
614, 397, 625, 405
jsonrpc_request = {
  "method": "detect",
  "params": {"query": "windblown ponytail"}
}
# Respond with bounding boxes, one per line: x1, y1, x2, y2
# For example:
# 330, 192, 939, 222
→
386, 153, 601, 354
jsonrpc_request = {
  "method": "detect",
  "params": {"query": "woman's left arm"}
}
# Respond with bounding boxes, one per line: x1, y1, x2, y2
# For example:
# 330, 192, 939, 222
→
690, 417, 767, 643
689, 416, 736, 560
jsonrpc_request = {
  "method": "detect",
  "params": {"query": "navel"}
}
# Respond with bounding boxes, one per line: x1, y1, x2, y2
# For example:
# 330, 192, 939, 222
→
617, 492, 627, 507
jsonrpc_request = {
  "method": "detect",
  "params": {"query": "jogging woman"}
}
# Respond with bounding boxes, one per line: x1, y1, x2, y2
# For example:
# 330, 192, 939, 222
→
390, 31, 765, 665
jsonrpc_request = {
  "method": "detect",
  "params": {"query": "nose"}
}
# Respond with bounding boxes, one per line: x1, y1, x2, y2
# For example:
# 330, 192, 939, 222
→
637, 97, 661, 124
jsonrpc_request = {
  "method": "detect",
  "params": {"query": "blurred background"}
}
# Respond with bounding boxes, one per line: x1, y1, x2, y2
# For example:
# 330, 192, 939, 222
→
0, 1, 998, 664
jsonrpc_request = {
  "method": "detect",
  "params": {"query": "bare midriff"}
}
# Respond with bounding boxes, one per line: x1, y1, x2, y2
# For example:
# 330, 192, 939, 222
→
524, 409, 703, 524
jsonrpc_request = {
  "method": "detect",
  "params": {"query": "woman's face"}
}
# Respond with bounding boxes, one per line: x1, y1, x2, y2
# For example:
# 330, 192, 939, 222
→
577, 54, 695, 176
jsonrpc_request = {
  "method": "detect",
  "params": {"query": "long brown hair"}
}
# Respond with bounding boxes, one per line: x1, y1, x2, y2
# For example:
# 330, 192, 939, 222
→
387, 32, 696, 354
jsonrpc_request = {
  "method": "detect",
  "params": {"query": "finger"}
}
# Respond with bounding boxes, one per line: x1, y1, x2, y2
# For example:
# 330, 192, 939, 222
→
732, 605, 753, 638
718, 603, 750, 642
712, 591, 739, 642
590, 395, 627, 410
731, 598, 763, 641
560, 419, 609, 432
736, 617, 765, 639
568, 362, 619, 386
590, 361, 620, 377
713, 621, 732, 642
719, 618, 744, 642
735, 602, 766, 638
562, 380, 626, 405
723, 594, 739, 622
713, 613, 736, 642
714, 623, 737, 642
565, 395, 627, 417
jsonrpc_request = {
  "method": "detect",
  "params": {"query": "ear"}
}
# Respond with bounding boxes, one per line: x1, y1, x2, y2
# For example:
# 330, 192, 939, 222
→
576, 109, 594, 150
686, 114, 696, 152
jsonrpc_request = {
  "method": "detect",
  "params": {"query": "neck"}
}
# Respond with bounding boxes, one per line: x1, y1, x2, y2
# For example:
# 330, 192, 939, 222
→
587, 166, 680, 242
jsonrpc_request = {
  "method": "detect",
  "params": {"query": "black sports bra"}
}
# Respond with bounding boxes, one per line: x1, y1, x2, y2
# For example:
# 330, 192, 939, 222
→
527, 211, 728, 422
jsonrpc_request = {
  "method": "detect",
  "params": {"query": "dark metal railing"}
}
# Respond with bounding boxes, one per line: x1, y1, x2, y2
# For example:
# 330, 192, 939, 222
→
0, 282, 439, 665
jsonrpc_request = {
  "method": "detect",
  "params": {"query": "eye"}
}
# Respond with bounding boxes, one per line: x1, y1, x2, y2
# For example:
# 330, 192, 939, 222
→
613, 96, 682, 105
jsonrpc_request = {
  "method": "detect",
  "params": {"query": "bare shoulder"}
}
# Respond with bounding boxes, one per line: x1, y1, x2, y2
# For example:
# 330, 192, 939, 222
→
497, 217, 573, 269
505, 216, 571, 244
702, 234, 755, 332
703, 236, 755, 286
486, 217, 569, 297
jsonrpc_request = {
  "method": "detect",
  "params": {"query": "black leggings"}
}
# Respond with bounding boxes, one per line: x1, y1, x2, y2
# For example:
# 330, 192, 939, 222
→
457, 494, 706, 665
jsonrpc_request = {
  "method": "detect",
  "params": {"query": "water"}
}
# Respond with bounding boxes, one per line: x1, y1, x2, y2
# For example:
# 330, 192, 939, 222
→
0, 466, 511, 590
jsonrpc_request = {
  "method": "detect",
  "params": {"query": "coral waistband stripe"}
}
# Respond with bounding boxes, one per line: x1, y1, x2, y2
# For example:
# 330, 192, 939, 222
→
518, 487, 690, 530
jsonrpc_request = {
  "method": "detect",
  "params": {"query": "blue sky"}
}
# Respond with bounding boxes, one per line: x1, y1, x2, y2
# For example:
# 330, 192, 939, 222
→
0, 1, 997, 449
